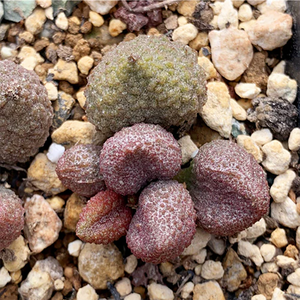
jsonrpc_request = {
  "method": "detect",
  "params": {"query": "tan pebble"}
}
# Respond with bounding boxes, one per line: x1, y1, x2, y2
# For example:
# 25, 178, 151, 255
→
89, 11, 104, 27
109, 19, 127, 37
284, 245, 299, 259
77, 56, 94, 75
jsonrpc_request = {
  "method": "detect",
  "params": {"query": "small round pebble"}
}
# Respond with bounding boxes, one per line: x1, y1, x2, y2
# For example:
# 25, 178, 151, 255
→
260, 244, 276, 262
115, 277, 132, 297
172, 23, 198, 44
251, 129, 273, 146
77, 284, 98, 300
78, 56, 94, 75
89, 11, 104, 27
289, 128, 300, 151
55, 12, 68, 30
148, 283, 174, 300
124, 293, 142, 300
125, 255, 138, 274
270, 228, 288, 248
201, 260, 224, 280
67, 240, 83, 257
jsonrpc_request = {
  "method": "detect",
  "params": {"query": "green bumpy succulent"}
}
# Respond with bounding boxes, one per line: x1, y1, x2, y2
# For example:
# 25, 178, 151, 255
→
85, 35, 207, 137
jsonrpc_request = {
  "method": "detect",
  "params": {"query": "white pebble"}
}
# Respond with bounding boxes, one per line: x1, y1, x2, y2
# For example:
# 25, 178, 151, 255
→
178, 16, 188, 26
68, 240, 83, 257
201, 260, 224, 280
115, 278, 132, 297
44, 82, 58, 101
276, 255, 298, 269
245, 218, 266, 239
287, 268, 300, 287
210, 2, 224, 15
54, 278, 64, 291
218, 0, 238, 29
46, 143, 65, 164
270, 169, 296, 203
55, 12, 68, 30
252, 295, 267, 300
148, 283, 174, 300
0, 267, 11, 288
261, 262, 279, 273
235, 83, 261, 99
172, 23, 198, 45
45, 6, 53, 20
289, 128, 300, 151
181, 282, 194, 299
260, 244, 276, 262
238, 3, 253, 22
257, 0, 287, 14
230, 98, 247, 121
271, 287, 285, 300
238, 240, 263, 267
77, 284, 99, 300
251, 129, 273, 146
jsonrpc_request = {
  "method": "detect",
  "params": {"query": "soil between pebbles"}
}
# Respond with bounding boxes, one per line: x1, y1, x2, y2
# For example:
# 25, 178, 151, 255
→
0, 1, 299, 300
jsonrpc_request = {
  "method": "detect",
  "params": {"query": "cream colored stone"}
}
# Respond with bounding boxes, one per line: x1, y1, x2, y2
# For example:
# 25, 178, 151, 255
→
237, 135, 262, 162
84, 0, 118, 15
172, 23, 198, 45
54, 279, 64, 291
0, 267, 11, 288
178, 16, 188, 26
177, 0, 198, 16
267, 73, 297, 103
235, 83, 261, 99
89, 11, 104, 27
125, 255, 138, 274
49, 59, 79, 84
181, 282, 194, 299
210, 2, 224, 15
124, 294, 141, 300
270, 228, 288, 248
197, 56, 217, 80
261, 262, 279, 274
271, 288, 285, 300
209, 27, 253, 80
247, 0, 265, 5
230, 98, 247, 121
37, 0, 52, 8
210, 15, 219, 29
218, 0, 238, 29
270, 169, 296, 203
45, 6, 53, 20
251, 129, 273, 146
257, 0, 286, 14
77, 284, 99, 300
238, 240, 263, 266
287, 269, 300, 287
252, 295, 267, 300
260, 244, 276, 262
148, 283, 174, 300
192, 248, 207, 264
47, 196, 65, 212
115, 278, 132, 297
78, 56, 94, 75
232, 0, 245, 8
55, 12, 68, 30
262, 140, 291, 175
76, 90, 86, 109
289, 128, 300, 151
189, 32, 209, 50
245, 218, 266, 239
238, 3, 253, 22
276, 255, 298, 269
201, 82, 232, 138
201, 260, 224, 280
178, 135, 198, 164
193, 281, 225, 300
68, 240, 83, 257
20, 56, 39, 71
44, 82, 58, 101
109, 19, 127, 37
239, 19, 256, 31
18, 46, 44, 64
25, 8, 46, 35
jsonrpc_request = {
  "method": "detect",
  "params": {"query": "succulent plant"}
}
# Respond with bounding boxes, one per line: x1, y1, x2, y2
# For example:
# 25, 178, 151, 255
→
100, 123, 182, 195
85, 35, 207, 137
126, 180, 197, 264
0, 186, 25, 251
76, 190, 132, 244
56, 144, 105, 197
0, 60, 53, 164
189, 140, 270, 236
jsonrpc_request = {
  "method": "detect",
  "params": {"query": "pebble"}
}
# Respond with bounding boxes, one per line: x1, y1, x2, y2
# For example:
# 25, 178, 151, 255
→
192, 248, 207, 264
67, 240, 83, 257
222, 248, 247, 292
271, 287, 285, 300
251, 129, 273, 146
289, 128, 300, 151
24, 195, 62, 253
148, 283, 174, 300
235, 83, 261, 99
109, 19, 127, 37
115, 278, 132, 297
181, 282, 194, 299
201, 261, 224, 280
46, 143, 65, 164
55, 12, 68, 30
257, 0, 287, 14
197, 56, 217, 80
164, 15, 178, 30
261, 140, 291, 175
64, 193, 85, 231
1, 46, 17, 59
261, 262, 279, 274
84, 0, 118, 15
182, 227, 211, 256
46, 196, 65, 212
210, 2, 224, 15
218, 0, 238, 29
0, 267, 11, 288
270, 228, 288, 248
27, 153, 66, 195
25, 8, 46, 35
238, 240, 264, 266
230, 98, 247, 121
247, 11, 292, 50
177, 135, 198, 164
257, 273, 280, 300
77, 284, 99, 300
45, 82, 58, 101
271, 197, 300, 228
276, 255, 298, 269
172, 23, 198, 45
270, 169, 296, 203
193, 281, 225, 300
201, 81, 232, 138
208, 236, 226, 255
252, 296, 267, 300
11, 270, 22, 284
54, 279, 64, 291
49, 59, 79, 84
177, 0, 198, 16
260, 244, 276, 262
189, 32, 209, 50
124, 294, 142, 300
77, 56, 94, 75
45, 6, 53, 20
76, 90, 86, 109
51, 120, 106, 148
236, 135, 263, 162
209, 27, 253, 80
238, 3, 253, 22
287, 285, 300, 294
287, 268, 300, 287
89, 11, 104, 27
53, 90, 75, 127
177, 16, 188, 27
267, 73, 297, 103
79, 243, 124, 289
36, 0, 52, 8
125, 255, 138, 274
229, 230, 247, 244
18, 46, 44, 69
3, 236, 30, 272
245, 217, 267, 239
3, 0, 36, 22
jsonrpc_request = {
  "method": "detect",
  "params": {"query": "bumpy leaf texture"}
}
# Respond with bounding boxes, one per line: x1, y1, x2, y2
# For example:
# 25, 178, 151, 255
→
100, 123, 182, 195
126, 180, 197, 264
190, 140, 270, 236
76, 190, 132, 244
0, 186, 24, 250
56, 144, 105, 197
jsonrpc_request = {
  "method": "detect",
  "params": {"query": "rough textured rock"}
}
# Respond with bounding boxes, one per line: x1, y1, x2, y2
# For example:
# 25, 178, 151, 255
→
64, 193, 85, 232
0, 186, 24, 251
3, 0, 36, 22
78, 243, 124, 289
127, 180, 196, 264
76, 190, 132, 244
56, 144, 105, 197
193, 281, 225, 300
190, 140, 270, 236
247, 97, 298, 141
85, 35, 206, 138
24, 195, 62, 253
0, 60, 53, 164
257, 273, 280, 300
100, 123, 181, 195
209, 27, 253, 80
